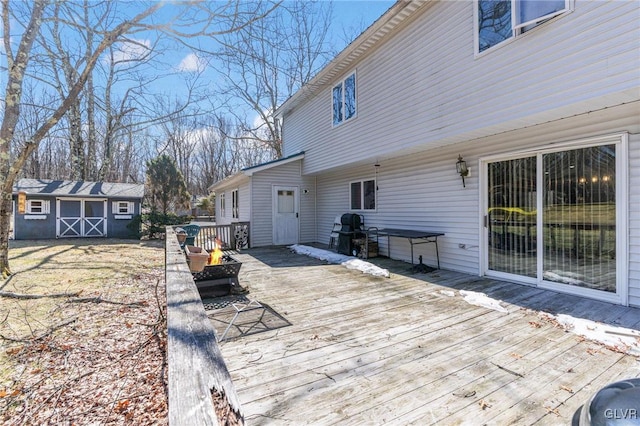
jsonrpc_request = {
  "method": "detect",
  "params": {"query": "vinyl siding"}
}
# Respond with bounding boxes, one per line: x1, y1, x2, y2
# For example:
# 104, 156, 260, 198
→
629, 132, 640, 307
283, 1, 640, 175
315, 103, 640, 306
214, 179, 250, 226
250, 160, 316, 247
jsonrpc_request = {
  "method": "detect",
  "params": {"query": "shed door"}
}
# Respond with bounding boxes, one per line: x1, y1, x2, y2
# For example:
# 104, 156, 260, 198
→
273, 186, 299, 245
57, 198, 107, 238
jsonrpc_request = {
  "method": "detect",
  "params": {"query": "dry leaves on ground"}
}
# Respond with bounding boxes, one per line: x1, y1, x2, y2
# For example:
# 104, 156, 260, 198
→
0, 239, 167, 425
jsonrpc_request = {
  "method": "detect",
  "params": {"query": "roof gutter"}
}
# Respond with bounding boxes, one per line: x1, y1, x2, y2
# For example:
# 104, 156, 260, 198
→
275, 0, 430, 119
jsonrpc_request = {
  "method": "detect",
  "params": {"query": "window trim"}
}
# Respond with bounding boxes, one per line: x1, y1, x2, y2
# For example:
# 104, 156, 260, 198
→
112, 201, 134, 215
474, 0, 573, 56
332, 71, 357, 127
219, 193, 226, 218
231, 189, 239, 219
480, 132, 628, 305
26, 199, 50, 214
512, 1, 569, 30
349, 178, 376, 211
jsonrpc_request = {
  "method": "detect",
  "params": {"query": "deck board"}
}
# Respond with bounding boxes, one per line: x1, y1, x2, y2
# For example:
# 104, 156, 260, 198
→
211, 247, 640, 425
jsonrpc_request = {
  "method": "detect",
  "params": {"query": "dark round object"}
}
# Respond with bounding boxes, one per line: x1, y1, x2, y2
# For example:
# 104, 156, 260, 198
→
572, 378, 640, 425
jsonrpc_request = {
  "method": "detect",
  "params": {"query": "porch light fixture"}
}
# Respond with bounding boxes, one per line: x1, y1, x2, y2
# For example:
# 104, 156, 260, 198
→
456, 155, 469, 187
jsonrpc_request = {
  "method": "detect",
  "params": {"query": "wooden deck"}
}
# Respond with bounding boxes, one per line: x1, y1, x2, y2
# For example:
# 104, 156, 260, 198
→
206, 246, 640, 425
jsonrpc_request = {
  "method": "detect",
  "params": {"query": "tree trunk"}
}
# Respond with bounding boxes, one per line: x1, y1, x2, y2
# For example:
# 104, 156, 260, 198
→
0, 197, 11, 276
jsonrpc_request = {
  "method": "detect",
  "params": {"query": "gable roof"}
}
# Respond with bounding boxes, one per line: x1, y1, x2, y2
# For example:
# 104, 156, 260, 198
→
208, 152, 305, 192
13, 179, 145, 199
275, 0, 430, 118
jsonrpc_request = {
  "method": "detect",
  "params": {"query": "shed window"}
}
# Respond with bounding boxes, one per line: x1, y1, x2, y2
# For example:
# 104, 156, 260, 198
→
113, 201, 134, 215
27, 199, 50, 214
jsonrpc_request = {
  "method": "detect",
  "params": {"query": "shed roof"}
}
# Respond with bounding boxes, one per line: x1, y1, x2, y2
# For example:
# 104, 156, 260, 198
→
13, 179, 144, 199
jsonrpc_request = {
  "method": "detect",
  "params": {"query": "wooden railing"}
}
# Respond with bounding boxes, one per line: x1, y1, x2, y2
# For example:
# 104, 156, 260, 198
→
194, 222, 250, 250
165, 226, 244, 425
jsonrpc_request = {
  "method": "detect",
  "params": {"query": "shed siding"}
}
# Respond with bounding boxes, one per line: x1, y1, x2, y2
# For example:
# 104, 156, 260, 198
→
13, 195, 57, 239
107, 199, 140, 239
13, 195, 140, 240
250, 160, 316, 247
283, 1, 640, 175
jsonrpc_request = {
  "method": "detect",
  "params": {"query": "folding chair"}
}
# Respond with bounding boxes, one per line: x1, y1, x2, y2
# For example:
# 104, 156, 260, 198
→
328, 215, 342, 249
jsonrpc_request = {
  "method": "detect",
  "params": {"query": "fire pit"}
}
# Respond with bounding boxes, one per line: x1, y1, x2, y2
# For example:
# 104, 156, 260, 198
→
191, 254, 242, 297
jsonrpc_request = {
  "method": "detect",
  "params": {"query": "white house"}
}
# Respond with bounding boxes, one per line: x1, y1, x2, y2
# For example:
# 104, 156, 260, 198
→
210, 0, 640, 307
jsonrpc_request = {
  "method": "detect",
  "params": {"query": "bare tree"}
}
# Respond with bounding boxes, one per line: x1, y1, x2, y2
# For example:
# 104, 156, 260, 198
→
213, 0, 334, 158
186, 113, 273, 195
0, 0, 276, 276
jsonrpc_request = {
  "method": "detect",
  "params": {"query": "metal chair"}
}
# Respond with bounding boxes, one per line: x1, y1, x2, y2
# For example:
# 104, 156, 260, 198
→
328, 215, 342, 249
181, 224, 201, 246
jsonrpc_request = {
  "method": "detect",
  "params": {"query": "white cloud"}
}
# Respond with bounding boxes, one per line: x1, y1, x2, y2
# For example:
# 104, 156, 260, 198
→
177, 53, 206, 73
111, 39, 151, 63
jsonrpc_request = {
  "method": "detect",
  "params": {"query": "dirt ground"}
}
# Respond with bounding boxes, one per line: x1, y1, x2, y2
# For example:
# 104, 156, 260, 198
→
0, 239, 167, 425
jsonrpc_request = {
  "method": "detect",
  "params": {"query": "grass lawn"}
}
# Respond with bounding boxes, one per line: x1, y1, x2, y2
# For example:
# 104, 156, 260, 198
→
0, 239, 166, 425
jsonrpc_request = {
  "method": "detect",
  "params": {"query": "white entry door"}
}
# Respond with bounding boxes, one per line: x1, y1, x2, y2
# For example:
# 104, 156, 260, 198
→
273, 186, 299, 245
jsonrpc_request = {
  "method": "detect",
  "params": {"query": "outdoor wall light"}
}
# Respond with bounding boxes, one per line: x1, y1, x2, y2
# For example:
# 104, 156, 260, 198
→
456, 155, 469, 187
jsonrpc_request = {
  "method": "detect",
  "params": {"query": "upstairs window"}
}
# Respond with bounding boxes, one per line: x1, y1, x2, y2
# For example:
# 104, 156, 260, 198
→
476, 0, 570, 54
350, 179, 376, 211
333, 72, 357, 126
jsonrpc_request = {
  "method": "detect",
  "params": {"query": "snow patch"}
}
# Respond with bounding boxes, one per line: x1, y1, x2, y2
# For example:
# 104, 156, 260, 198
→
459, 290, 508, 313
289, 245, 390, 278
549, 314, 640, 356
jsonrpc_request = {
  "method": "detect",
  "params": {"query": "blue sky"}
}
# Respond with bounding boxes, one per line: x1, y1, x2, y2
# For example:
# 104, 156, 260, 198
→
331, 1, 395, 48
163, 0, 396, 122
1, 1, 396, 134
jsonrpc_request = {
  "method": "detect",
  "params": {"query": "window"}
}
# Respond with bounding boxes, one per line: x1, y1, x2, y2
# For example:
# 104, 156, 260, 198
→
219, 193, 225, 217
350, 179, 376, 211
232, 189, 239, 219
476, 0, 570, 53
26, 199, 50, 214
277, 190, 295, 213
333, 72, 357, 126
112, 201, 134, 215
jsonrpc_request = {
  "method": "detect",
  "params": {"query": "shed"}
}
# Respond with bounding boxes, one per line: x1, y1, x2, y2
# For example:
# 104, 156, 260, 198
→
11, 178, 144, 240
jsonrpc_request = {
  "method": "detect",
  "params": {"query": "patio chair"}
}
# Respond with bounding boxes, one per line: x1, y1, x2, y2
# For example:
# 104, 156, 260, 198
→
328, 215, 342, 249
181, 224, 201, 247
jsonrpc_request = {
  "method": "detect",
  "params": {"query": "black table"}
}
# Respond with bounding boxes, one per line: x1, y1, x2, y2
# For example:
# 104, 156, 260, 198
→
366, 228, 444, 269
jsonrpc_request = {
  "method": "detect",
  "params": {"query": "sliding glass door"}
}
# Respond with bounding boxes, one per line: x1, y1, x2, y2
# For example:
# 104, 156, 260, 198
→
488, 156, 537, 278
485, 138, 623, 299
542, 145, 616, 293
